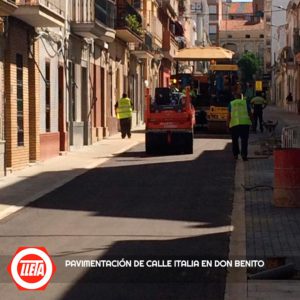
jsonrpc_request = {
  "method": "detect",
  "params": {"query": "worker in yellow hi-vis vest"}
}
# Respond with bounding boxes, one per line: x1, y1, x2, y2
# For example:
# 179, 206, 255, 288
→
115, 93, 133, 139
250, 91, 267, 133
227, 92, 252, 161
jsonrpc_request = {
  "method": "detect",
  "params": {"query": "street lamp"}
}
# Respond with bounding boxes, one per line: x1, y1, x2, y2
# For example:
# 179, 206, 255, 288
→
270, 24, 288, 28
273, 5, 287, 11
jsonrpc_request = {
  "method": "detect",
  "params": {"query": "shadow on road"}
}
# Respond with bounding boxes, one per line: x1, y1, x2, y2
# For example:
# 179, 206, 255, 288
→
0, 143, 235, 300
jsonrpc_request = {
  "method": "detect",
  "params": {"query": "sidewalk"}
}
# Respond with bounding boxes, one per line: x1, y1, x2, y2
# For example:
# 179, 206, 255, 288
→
246, 106, 300, 299
227, 105, 300, 300
0, 128, 145, 220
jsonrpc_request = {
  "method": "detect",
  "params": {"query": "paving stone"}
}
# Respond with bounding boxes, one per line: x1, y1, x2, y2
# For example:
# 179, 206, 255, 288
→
245, 108, 300, 274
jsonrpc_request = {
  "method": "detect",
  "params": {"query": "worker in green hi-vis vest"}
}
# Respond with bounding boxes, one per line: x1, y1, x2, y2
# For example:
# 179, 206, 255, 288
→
227, 92, 252, 161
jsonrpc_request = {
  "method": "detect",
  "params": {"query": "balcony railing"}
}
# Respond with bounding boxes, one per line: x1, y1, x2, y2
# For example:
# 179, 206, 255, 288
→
95, 0, 115, 28
16, 0, 65, 18
71, 0, 116, 42
294, 28, 300, 54
116, 2, 142, 36
129, 32, 154, 59
162, 30, 171, 51
132, 0, 141, 9
144, 32, 152, 50
161, 0, 178, 17
162, 29, 178, 59
72, 0, 115, 28
151, 15, 162, 42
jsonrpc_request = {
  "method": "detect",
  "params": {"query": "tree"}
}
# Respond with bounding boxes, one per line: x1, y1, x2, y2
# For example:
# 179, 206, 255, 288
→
238, 52, 261, 83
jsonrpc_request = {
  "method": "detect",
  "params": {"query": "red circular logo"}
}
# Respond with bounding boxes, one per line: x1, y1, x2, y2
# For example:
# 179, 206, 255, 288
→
7, 247, 56, 290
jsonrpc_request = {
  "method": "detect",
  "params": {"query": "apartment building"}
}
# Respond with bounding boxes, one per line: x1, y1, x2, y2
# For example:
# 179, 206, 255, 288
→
284, 0, 300, 112
179, 0, 195, 49
219, 18, 264, 64
222, 1, 254, 21
220, 2, 264, 64
72, 0, 117, 141
0, 0, 18, 176
190, 0, 209, 46
294, 1, 300, 109
271, 0, 289, 106
159, 0, 181, 86
0, 0, 188, 174
207, 0, 222, 45
4, 7, 38, 170
263, 0, 272, 74
272, 0, 300, 112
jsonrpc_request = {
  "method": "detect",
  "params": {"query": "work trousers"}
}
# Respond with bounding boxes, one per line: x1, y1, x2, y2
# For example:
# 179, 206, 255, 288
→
230, 125, 250, 158
120, 117, 132, 138
253, 106, 263, 132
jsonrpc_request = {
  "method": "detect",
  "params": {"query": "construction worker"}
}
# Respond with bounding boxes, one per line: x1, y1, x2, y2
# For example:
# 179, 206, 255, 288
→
182, 86, 196, 99
250, 91, 267, 133
227, 92, 252, 161
244, 82, 255, 103
115, 93, 133, 139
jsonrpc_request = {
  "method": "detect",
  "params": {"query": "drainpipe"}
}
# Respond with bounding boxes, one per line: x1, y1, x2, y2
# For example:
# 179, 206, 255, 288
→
1, 16, 9, 176
64, 0, 70, 149
0, 50, 5, 176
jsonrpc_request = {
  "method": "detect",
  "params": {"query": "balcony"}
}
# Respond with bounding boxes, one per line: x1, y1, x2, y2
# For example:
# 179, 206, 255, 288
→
161, 0, 178, 17
162, 30, 178, 61
0, 0, 17, 16
12, 0, 65, 27
71, 0, 116, 43
280, 46, 294, 66
115, 2, 143, 43
294, 28, 300, 54
151, 16, 162, 47
130, 32, 154, 59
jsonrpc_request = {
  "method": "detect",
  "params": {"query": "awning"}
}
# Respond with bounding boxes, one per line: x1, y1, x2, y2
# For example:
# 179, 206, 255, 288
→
174, 46, 235, 61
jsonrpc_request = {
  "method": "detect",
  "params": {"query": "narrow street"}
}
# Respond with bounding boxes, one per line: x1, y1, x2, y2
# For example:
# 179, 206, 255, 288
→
0, 137, 235, 300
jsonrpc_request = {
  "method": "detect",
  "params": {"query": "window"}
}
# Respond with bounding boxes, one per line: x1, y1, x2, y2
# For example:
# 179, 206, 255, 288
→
209, 5, 218, 21
16, 54, 24, 146
209, 24, 217, 43
96, 0, 115, 28
228, 34, 232, 38
45, 62, 51, 132
245, 34, 250, 38
209, 24, 217, 34
260, 34, 264, 38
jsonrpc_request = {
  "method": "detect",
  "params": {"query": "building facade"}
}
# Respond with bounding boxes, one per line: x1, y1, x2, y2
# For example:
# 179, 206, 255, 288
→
273, 0, 300, 112
159, 0, 180, 87
219, 1, 264, 66
0, 0, 190, 175
0, 0, 18, 176
207, 0, 222, 45
285, 0, 300, 112
271, 0, 289, 105
219, 19, 264, 64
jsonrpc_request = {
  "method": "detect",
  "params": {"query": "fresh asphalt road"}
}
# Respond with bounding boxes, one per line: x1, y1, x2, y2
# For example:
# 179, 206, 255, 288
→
0, 138, 235, 300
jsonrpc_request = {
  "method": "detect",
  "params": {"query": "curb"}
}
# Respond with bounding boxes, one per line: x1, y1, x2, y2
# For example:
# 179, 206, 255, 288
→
225, 160, 248, 299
